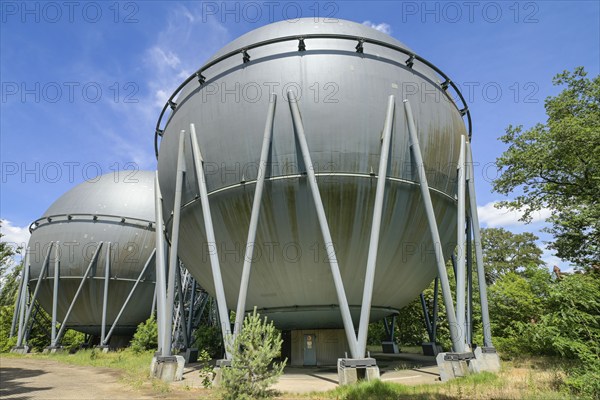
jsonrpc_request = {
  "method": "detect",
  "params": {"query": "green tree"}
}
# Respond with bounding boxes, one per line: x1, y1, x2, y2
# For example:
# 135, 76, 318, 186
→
480, 228, 544, 284
493, 67, 600, 267
221, 308, 286, 400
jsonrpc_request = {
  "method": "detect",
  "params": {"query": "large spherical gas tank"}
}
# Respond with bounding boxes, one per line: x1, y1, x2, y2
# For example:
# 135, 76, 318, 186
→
28, 171, 156, 335
157, 19, 464, 329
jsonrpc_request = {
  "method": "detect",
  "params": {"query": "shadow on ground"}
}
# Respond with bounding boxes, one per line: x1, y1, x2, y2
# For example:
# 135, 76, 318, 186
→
0, 366, 52, 400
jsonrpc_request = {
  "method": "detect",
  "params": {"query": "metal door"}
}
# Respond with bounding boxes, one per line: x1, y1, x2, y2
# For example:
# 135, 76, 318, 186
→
303, 334, 316, 366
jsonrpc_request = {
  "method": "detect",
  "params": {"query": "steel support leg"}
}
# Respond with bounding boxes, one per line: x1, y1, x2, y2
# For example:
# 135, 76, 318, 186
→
53, 242, 103, 347
155, 173, 168, 354
420, 293, 434, 342
51, 242, 60, 345
175, 263, 189, 349
103, 249, 155, 345
357, 95, 395, 357
18, 243, 53, 347
189, 123, 232, 359
466, 215, 473, 346
466, 142, 493, 348
432, 277, 439, 342
187, 279, 196, 342
404, 99, 463, 353
10, 248, 27, 338
100, 242, 111, 346
16, 253, 30, 347
456, 135, 467, 348
162, 130, 186, 357
234, 94, 277, 336
287, 91, 359, 358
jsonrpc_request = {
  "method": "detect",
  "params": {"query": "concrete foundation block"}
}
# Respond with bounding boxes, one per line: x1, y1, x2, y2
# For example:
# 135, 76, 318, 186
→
436, 352, 471, 382
95, 345, 110, 353
211, 359, 231, 387
469, 347, 501, 374
422, 342, 443, 356
337, 358, 380, 385
42, 346, 64, 354
381, 341, 399, 354
365, 366, 380, 381
11, 346, 29, 354
183, 348, 199, 364
150, 355, 185, 382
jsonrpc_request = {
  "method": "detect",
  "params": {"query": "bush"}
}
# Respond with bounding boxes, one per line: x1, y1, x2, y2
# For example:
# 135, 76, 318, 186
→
221, 308, 286, 400
130, 315, 158, 353
193, 324, 223, 359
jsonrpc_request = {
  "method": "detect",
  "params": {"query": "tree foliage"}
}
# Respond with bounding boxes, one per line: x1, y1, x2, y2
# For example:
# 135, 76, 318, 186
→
221, 308, 286, 400
493, 67, 600, 267
130, 315, 158, 353
481, 228, 544, 284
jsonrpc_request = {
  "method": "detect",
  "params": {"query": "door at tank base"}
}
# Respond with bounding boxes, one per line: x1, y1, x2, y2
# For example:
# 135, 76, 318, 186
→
304, 334, 317, 366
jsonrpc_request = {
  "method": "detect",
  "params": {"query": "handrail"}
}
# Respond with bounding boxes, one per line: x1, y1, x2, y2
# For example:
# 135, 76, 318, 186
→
29, 213, 155, 233
154, 33, 473, 157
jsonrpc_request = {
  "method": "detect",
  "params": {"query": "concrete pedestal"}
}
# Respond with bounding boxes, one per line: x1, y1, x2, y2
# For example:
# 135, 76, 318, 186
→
469, 347, 501, 374
95, 345, 110, 353
150, 355, 185, 382
422, 342, 443, 356
211, 359, 231, 387
436, 352, 473, 382
337, 358, 380, 385
42, 346, 64, 354
183, 348, 199, 364
381, 341, 399, 354
11, 346, 29, 354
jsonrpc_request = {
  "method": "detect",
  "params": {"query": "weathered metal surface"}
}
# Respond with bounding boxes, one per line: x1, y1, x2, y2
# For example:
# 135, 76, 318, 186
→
157, 19, 466, 329
27, 171, 156, 335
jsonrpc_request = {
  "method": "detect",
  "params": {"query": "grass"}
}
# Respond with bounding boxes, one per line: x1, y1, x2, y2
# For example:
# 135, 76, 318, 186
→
307, 357, 575, 400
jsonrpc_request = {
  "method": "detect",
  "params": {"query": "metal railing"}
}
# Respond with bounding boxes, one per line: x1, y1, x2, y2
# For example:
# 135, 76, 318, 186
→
29, 213, 154, 233
154, 33, 473, 157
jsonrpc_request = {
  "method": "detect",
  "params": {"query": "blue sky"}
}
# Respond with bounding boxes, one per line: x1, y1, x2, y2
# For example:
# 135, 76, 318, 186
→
1, 1, 599, 271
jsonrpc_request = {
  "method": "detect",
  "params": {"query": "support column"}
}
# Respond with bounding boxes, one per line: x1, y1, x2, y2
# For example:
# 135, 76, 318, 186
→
466, 215, 473, 346
18, 243, 53, 347
154, 173, 168, 354
13, 251, 30, 352
466, 142, 493, 348
51, 242, 60, 346
104, 249, 155, 345
53, 242, 103, 347
403, 99, 463, 353
163, 130, 186, 358
189, 123, 232, 359
234, 94, 277, 336
357, 95, 395, 358
100, 242, 111, 347
287, 91, 359, 358
456, 135, 467, 349
10, 248, 28, 338
465, 142, 500, 375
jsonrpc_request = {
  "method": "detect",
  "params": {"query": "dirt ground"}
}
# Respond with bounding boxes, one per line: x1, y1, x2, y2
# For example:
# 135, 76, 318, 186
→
0, 357, 160, 399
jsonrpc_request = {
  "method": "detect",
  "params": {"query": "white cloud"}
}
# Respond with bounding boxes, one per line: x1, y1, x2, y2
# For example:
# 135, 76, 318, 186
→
362, 21, 392, 35
477, 201, 552, 228
144, 5, 231, 110
0, 219, 30, 251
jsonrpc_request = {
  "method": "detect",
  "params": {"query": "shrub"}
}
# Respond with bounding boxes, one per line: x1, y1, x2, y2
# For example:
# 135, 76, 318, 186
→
130, 315, 158, 353
220, 308, 286, 400
193, 324, 223, 359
